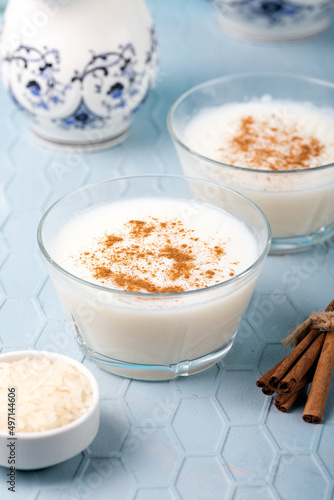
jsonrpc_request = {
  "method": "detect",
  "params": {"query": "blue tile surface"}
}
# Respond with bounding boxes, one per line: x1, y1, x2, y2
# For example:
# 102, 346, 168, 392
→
1, 1, 334, 499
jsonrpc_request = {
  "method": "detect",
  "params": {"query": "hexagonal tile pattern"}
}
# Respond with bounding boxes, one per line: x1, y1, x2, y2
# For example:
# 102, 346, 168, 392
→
83, 357, 129, 399
318, 425, 334, 479
172, 398, 225, 453
230, 319, 254, 346
222, 426, 276, 483
37, 490, 75, 500
119, 150, 165, 177
0, 298, 45, 347
7, 133, 52, 172
247, 293, 301, 343
274, 455, 330, 500
175, 364, 220, 397
135, 488, 176, 500
1, 1, 334, 498
326, 244, 334, 286
34, 318, 83, 360
83, 148, 122, 185
87, 399, 130, 456
37, 277, 64, 319
256, 257, 291, 294
0, 113, 17, 155
0, 235, 9, 267
266, 394, 318, 453
34, 454, 84, 486
0, 283, 5, 310
257, 343, 287, 377
0, 467, 37, 499
3, 211, 42, 252
233, 486, 276, 500
7, 171, 50, 211
176, 457, 232, 500
124, 380, 179, 425
44, 152, 90, 209
37, 490, 80, 500
122, 427, 180, 487
75, 458, 136, 500
0, 253, 46, 296
9, 107, 28, 133
216, 370, 268, 424
221, 320, 261, 370
0, 186, 11, 227
285, 249, 334, 315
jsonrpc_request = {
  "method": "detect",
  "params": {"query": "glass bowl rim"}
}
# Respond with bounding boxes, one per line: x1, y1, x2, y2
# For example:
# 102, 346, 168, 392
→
37, 174, 271, 298
167, 71, 334, 175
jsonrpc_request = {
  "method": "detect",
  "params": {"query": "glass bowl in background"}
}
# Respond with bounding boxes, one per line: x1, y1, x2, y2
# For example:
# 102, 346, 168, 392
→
209, 0, 334, 42
167, 73, 334, 254
38, 175, 271, 380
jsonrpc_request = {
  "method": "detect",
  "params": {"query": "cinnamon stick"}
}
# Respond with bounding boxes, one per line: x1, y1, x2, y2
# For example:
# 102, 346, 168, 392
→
274, 364, 315, 412
268, 329, 319, 390
262, 387, 274, 396
274, 364, 316, 412
256, 300, 334, 423
275, 390, 302, 413
303, 331, 334, 424
278, 334, 325, 393
256, 359, 283, 395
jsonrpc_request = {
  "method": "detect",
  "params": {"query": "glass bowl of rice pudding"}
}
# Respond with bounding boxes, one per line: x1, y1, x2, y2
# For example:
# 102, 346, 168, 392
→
38, 175, 271, 380
168, 73, 334, 253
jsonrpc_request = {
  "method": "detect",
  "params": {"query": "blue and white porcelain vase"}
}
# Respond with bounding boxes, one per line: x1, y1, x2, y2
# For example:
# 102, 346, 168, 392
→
0, 0, 158, 150
210, 0, 334, 42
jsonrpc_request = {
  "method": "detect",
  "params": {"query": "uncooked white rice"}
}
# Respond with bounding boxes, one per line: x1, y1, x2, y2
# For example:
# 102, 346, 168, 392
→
0, 357, 93, 432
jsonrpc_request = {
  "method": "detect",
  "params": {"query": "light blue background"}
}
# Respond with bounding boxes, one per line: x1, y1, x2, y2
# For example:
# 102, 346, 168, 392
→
1, 1, 334, 499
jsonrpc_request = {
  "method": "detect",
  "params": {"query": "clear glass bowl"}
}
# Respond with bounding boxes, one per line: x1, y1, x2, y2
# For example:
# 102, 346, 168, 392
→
38, 175, 271, 380
167, 73, 334, 254
209, 0, 334, 42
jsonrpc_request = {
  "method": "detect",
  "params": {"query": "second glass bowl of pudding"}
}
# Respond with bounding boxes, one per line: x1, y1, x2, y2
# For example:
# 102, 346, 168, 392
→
38, 175, 270, 380
167, 73, 334, 253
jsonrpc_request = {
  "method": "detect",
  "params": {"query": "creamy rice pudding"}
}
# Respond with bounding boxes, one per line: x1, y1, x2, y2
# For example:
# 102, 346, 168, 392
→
39, 176, 270, 379
178, 100, 334, 242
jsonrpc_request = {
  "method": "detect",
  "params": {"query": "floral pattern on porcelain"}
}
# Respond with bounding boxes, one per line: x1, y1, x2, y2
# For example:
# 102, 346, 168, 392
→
1, 27, 158, 132
211, 0, 334, 24
3, 46, 68, 115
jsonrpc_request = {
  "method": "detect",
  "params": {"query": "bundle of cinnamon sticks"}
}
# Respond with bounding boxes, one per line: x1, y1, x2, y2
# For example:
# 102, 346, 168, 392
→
256, 300, 334, 423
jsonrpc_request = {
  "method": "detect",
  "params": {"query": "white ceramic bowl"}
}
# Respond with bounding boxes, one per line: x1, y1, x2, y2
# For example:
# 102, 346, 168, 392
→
0, 350, 100, 470
210, 0, 334, 42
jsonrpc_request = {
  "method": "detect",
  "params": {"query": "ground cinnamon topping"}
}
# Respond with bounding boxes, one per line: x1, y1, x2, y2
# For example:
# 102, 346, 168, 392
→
93, 265, 113, 280
128, 220, 155, 238
220, 115, 325, 171
105, 235, 123, 247
73, 216, 240, 293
